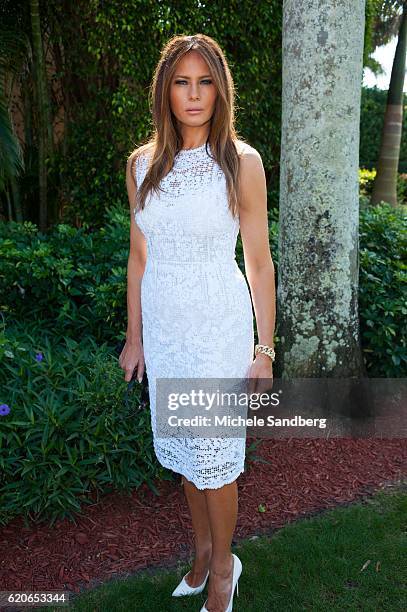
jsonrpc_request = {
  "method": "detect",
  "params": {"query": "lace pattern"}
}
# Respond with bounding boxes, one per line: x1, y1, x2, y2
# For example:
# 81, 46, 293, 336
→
133, 142, 254, 489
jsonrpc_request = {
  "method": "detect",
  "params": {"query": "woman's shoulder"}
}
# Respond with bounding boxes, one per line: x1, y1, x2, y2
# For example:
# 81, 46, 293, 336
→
234, 141, 263, 175
234, 139, 262, 161
127, 143, 154, 166
234, 140, 264, 190
127, 144, 155, 182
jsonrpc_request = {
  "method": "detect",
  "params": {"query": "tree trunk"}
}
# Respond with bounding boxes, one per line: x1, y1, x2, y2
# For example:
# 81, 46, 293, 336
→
30, 0, 51, 231
10, 176, 23, 222
278, 0, 366, 378
371, 3, 406, 207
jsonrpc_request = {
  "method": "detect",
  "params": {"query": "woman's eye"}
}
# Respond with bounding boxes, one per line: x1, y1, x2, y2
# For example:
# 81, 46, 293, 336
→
174, 79, 212, 85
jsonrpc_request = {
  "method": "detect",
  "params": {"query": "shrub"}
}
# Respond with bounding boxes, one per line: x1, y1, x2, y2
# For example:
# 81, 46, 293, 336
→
0, 210, 130, 343
0, 324, 170, 527
1, 199, 404, 376
359, 202, 406, 376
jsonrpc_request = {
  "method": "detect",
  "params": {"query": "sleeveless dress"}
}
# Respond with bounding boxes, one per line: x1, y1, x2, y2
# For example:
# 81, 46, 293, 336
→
133, 141, 254, 489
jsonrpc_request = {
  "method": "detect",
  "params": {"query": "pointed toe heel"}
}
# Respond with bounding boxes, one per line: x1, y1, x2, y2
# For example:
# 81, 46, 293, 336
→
172, 568, 209, 597
200, 553, 242, 611
225, 553, 242, 611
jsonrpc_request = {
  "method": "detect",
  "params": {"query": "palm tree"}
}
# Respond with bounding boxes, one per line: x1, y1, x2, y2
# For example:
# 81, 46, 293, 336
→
278, 0, 366, 377
370, 1, 406, 206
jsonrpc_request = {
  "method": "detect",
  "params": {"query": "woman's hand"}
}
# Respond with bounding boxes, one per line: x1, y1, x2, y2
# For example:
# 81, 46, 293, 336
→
247, 353, 274, 395
119, 339, 145, 383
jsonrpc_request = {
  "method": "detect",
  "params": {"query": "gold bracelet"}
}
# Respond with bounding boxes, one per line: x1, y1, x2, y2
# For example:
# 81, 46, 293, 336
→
255, 344, 275, 362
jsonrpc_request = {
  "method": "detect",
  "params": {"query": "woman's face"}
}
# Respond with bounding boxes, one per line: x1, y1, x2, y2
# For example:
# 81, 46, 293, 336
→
169, 50, 217, 131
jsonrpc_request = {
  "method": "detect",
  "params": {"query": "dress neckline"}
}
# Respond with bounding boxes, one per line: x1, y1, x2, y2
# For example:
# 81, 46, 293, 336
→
177, 142, 210, 156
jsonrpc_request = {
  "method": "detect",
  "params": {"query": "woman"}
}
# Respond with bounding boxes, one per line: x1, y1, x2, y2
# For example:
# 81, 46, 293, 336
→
120, 34, 276, 612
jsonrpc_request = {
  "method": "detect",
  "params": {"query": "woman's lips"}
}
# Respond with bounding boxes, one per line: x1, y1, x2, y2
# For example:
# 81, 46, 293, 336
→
185, 109, 203, 114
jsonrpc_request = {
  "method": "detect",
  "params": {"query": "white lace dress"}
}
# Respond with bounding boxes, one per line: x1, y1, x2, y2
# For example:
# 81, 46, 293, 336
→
133, 141, 254, 489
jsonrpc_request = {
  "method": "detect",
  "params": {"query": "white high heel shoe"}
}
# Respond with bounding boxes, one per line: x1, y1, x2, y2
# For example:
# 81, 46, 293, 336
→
200, 553, 242, 612
172, 568, 209, 597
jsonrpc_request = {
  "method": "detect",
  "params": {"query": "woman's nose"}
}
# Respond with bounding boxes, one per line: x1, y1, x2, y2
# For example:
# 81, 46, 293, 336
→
189, 84, 200, 99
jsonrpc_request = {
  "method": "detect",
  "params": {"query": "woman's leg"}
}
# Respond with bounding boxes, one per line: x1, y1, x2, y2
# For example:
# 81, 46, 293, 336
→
204, 480, 238, 610
182, 475, 213, 587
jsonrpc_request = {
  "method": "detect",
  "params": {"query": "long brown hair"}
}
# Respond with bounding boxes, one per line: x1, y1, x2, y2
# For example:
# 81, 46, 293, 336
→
128, 33, 247, 219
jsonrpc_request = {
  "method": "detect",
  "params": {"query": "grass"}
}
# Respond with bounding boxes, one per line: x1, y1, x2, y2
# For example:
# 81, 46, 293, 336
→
37, 485, 406, 611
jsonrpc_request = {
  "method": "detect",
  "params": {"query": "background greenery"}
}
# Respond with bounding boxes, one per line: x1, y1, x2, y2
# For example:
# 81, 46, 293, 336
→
2, 0, 284, 226
2, 0, 406, 227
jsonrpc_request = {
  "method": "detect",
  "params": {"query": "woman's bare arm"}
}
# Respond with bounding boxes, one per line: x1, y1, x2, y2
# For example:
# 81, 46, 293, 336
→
126, 153, 147, 345
238, 149, 276, 353
120, 153, 147, 381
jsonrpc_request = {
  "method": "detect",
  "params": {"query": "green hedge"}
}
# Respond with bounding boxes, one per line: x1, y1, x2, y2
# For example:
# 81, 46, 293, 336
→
0, 327, 169, 527
0, 212, 129, 344
358, 202, 407, 376
0, 199, 405, 375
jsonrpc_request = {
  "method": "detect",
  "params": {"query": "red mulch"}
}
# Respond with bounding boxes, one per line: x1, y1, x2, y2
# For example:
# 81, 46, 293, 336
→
0, 438, 405, 598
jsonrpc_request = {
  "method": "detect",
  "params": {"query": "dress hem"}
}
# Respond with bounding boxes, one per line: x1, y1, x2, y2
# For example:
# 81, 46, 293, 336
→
154, 451, 245, 490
